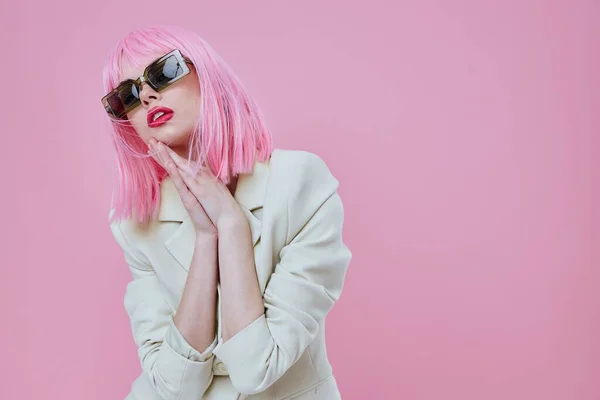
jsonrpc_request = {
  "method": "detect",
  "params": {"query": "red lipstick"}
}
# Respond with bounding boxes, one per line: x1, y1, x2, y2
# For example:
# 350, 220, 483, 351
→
147, 106, 174, 127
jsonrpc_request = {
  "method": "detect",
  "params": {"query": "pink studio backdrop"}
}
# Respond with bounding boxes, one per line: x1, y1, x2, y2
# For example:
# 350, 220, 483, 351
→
2, 1, 597, 399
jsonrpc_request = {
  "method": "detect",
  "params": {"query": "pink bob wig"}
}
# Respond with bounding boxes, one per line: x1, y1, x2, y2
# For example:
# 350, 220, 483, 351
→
103, 25, 273, 228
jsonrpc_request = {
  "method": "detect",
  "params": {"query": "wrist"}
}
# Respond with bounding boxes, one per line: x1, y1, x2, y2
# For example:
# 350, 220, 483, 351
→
195, 230, 219, 243
217, 210, 246, 231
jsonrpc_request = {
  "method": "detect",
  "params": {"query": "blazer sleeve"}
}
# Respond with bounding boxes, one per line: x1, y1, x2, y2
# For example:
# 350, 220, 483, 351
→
110, 220, 217, 400
212, 154, 352, 395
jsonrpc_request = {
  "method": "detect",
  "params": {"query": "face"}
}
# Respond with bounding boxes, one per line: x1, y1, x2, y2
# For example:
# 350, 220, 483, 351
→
119, 54, 201, 154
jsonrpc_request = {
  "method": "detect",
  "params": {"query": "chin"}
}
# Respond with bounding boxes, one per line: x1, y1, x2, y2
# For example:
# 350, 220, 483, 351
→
153, 127, 191, 147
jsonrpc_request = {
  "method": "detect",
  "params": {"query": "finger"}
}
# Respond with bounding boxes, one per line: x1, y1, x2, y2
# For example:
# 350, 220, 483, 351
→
177, 166, 203, 198
164, 160, 200, 210
147, 141, 164, 166
163, 145, 197, 176
202, 164, 216, 180
155, 142, 174, 170
147, 147, 162, 166
162, 145, 184, 163
148, 139, 158, 154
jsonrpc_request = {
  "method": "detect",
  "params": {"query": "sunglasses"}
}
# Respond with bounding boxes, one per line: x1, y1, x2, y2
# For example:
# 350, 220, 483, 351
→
102, 49, 193, 120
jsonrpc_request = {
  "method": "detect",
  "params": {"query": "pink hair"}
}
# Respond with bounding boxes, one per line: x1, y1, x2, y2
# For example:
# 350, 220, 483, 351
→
103, 25, 273, 228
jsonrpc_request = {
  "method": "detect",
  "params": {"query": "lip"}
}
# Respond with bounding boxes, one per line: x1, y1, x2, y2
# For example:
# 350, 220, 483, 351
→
147, 106, 174, 127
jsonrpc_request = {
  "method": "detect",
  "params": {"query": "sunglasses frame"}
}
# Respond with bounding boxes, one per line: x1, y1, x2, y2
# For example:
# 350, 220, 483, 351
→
101, 49, 194, 120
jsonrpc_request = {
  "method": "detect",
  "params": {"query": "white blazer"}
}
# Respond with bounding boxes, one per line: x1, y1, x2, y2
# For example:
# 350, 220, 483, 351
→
109, 149, 352, 400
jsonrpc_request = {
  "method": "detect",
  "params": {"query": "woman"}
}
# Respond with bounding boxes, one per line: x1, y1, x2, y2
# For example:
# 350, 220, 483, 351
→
104, 25, 352, 400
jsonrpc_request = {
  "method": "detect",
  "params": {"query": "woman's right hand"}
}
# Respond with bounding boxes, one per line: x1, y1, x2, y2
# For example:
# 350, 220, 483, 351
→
148, 139, 217, 237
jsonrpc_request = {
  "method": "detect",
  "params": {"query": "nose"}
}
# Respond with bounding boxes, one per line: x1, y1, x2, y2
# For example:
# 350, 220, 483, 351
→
138, 82, 162, 107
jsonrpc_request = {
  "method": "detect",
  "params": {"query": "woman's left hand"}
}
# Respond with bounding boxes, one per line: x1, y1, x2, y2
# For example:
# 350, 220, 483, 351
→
148, 139, 245, 229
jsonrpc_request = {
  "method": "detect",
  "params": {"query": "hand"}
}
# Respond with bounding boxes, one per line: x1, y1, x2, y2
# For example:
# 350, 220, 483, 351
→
147, 139, 217, 236
147, 139, 244, 231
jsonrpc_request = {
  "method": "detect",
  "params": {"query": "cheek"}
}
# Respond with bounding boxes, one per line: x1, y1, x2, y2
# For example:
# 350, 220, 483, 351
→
183, 89, 202, 115
173, 77, 201, 113
173, 85, 200, 107
169, 92, 200, 122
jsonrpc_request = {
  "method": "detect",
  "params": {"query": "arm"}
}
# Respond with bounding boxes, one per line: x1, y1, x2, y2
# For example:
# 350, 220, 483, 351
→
110, 221, 219, 400
213, 157, 352, 395
217, 215, 264, 343
172, 233, 219, 362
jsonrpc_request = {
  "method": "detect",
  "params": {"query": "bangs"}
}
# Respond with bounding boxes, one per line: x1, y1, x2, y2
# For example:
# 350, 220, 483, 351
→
112, 30, 184, 84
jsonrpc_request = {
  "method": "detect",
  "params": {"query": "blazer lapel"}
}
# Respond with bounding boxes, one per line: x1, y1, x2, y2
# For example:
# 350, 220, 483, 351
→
159, 159, 270, 271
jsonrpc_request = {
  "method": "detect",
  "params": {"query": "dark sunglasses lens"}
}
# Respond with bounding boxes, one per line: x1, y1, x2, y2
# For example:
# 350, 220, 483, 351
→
147, 55, 185, 89
118, 82, 141, 109
106, 93, 125, 117
106, 82, 140, 118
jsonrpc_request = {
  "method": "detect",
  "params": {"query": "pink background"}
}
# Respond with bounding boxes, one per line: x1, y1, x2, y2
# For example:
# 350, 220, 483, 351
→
2, 1, 598, 399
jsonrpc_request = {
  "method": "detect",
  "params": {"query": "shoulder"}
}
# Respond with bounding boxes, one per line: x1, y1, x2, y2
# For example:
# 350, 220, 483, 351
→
269, 149, 339, 196
108, 209, 137, 236
107, 210, 148, 251
108, 212, 134, 249
267, 149, 341, 236
108, 210, 154, 267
